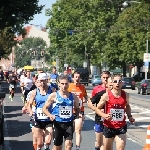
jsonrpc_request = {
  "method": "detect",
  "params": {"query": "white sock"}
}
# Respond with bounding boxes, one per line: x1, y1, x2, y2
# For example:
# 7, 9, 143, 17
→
43, 143, 49, 149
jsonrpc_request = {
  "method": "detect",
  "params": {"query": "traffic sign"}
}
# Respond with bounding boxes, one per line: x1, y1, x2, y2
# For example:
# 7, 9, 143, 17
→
143, 53, 150, 62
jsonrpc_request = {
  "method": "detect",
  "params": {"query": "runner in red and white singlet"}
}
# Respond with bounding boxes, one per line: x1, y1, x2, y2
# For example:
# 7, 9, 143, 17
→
96, 74, 135, 150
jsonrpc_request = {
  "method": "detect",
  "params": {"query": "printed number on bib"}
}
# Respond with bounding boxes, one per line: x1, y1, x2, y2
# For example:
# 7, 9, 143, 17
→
79, 99, 82, 109
59, 106, 72, 119
110, 109, 124, 121
50, 79, 56, 83
36, 108, 48, 120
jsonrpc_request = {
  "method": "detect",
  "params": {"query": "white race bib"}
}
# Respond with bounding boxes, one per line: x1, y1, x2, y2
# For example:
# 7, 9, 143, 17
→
110, 109, 124, 121
36, 108, 48, 120
50, 79, 56, 83
59, 106, 72, 119
79, 99, 82, 109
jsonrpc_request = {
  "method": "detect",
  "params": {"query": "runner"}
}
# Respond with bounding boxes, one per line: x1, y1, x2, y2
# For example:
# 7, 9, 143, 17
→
68, 71, 87, 150
21, 70, 33, 103
63, 70, 72, 83
42, 75, 81, 150
49, 66, 59, 84
20, 71, 26, 100
88, 71, 110, 150
96, 74, 135, 150
28, 73, 53, 150
8, 71, 18, 101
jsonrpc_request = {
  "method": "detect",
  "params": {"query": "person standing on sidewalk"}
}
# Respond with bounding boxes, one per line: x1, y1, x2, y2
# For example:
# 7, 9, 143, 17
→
42, 75, 80, 150
88, 71, 110, 150
68, 71, 87, 150
96, 74, 135, 150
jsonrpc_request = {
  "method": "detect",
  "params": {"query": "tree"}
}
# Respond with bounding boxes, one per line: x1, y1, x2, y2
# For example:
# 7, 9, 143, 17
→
104, 2, 150, 76
46, 0, 126, 71
0, 0, 44, 57
15, 37, 47, 68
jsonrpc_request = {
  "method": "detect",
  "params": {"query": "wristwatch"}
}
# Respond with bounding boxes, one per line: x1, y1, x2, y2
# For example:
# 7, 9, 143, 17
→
128, 115, 132, 119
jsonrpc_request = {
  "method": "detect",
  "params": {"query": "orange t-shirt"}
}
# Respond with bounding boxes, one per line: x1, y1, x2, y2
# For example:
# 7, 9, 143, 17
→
68, 83, 87, 112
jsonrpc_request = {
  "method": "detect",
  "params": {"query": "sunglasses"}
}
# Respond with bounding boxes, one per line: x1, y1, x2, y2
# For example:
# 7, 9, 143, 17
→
113, 80, 122, 83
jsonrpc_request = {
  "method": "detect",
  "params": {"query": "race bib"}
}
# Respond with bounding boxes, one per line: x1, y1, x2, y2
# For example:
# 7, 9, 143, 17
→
79, 99, 82, 109
110, 109, 124, 121
50, 79, 56, 83
10, 85, 14, 88
36, 108, 48, 120
59, 106, 72, 119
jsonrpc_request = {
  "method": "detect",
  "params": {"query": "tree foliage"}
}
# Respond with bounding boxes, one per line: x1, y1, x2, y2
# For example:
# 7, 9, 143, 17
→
46, 0, 150, 71
104, 2, 150, 69
15, 37, 47, 67
0, 0, 44, 57
46, 0, 125, 68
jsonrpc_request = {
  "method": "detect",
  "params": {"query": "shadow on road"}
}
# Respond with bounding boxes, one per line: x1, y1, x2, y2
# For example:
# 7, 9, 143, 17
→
82, 119, 94, 131
8, 140, 33, 150
4, 106, 23, 114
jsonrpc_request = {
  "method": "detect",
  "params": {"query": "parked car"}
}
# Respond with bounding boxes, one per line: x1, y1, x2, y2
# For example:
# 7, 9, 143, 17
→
121, 77, 135, 90
91, 75, 102, 86
75, 68, 89, 86
137, 79, 150, 95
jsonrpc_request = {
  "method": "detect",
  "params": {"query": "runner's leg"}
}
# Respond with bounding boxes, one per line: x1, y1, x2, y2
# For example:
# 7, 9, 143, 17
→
115, 134, 126, 150
74, 117, 83, 149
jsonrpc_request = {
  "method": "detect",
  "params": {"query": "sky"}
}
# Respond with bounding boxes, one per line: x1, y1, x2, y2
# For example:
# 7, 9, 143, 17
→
27, 0, 56, 27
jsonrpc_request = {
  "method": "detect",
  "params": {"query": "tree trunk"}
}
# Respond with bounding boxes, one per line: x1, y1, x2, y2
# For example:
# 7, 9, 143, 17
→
137, 62, 141, 82
122, 61, 126, 77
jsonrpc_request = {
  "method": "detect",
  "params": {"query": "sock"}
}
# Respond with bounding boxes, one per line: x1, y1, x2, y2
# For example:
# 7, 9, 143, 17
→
33, 144, 37, 150
76, 145, 80, 150
95, 148, 100, 150
43, 143, 49, 149
12, 93, 14, 98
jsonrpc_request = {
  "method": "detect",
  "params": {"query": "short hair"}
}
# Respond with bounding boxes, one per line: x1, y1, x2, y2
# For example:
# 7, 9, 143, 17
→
72, 71, 80, 78
38, 68, 44, 72
53, 66, 56, 69
112, 74, 122, 79
101, 71, 110, 76
58, 75, 69, 82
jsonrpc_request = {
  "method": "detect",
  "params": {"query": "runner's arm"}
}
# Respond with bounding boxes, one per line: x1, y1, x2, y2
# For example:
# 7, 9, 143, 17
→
42, 92, 56, 117
88, 96, 96, 111
95, 93, 108, 118
83, 86, 88, 103
27, 89, 36, 114
72, 93, 80, 117
125, 93, 132, 118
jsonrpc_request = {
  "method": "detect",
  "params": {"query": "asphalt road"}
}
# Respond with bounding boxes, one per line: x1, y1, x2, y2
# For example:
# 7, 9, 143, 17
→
2, 82, 147, 150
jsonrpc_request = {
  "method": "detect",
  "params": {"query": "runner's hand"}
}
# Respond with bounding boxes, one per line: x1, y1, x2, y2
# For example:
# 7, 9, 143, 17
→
104, 113, 112, 121
22, 106, 27, 114
29, 111, 33, 116
129, 117, 135, 124
49, 114, 55, 121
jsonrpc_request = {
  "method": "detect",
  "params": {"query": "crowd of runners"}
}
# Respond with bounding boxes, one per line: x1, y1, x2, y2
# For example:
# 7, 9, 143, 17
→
6, 67, 135, 150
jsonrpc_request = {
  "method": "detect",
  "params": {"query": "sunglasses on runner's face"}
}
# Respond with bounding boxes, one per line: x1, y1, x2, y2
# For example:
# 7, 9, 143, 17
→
60, 83, 68, 85
113, 80, 122, 83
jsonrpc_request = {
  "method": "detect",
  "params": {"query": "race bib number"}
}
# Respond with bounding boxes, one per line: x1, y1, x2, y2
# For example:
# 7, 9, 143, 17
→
79, 99, 82, 109
36, 108, 48, 120
59, 106, 72, 119
110, 109, 124, 121
50, 79, 56, 83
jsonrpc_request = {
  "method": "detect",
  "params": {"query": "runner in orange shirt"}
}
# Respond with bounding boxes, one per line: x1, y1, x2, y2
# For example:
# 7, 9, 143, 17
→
68, 71, 87, 150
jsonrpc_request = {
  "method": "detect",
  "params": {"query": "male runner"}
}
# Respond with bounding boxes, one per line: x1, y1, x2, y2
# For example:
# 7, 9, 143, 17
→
21, 71, 33, 103
8, 71, 17, 101
28, 73, 53, 150
68, 71, 87, 150
88, 71, 110, 150
96, 74, 135, 150
50, 66, 59, 84
42, 75, 81, 150
63, 70, 72, 83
